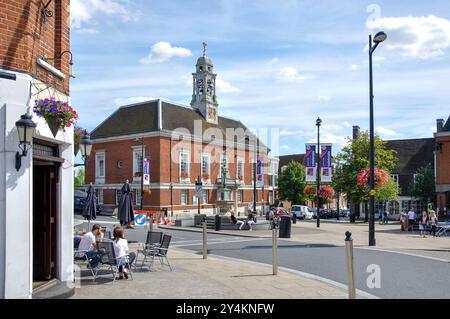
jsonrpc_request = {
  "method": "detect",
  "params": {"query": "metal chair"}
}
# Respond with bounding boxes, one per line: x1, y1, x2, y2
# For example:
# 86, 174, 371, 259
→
436, 222, 450, 237
149, 234, 173, 271
136, 231, 163, 269
94, 241, 134, 283
73, 236, 96, 277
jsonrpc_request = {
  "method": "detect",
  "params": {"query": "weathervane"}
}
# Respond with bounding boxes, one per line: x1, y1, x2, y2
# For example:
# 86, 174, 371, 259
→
202, 42, 208, 57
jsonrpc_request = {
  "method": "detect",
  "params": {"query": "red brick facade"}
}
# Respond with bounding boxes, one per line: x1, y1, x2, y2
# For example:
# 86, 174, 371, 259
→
85, 134, 276, 215
436, 133, 450, 215
0, 0, 70, 94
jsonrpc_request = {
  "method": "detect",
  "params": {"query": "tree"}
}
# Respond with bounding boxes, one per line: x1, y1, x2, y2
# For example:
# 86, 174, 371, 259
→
411, 164, 435, 204
334, 131, 399, 220
277, 161, 307, 205
74, 169, 85, 188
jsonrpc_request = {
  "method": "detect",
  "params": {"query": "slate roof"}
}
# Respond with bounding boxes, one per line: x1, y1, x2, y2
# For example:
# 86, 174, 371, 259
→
385, 138, 435, 175
91, 100, 263, 146
278, 154, 306, 173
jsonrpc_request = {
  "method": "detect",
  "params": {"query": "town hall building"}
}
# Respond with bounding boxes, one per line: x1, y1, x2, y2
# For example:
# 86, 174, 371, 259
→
86, 46, 279, 218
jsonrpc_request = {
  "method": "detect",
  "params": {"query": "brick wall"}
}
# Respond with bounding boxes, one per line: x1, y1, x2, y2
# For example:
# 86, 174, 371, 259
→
87, 135, 271, 210
436, 135, 450, 185
0, 0, 70, 94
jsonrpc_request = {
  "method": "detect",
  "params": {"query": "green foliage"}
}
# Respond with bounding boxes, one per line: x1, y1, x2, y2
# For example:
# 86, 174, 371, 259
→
411, 164, 435, 203
277, 161, 307, 205
375, 178, 400, 202
74, 169, 85, 188
334, 131, 399, 203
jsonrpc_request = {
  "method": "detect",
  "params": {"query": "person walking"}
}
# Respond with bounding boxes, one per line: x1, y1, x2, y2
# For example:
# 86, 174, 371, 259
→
419, 211, 428, 238
407, 208, 416, 232
400, 209, 407, 231
429, 210, 438, 237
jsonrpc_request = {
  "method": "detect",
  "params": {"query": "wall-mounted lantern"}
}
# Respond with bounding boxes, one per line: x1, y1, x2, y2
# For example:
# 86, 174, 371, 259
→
15, 114, 37, 171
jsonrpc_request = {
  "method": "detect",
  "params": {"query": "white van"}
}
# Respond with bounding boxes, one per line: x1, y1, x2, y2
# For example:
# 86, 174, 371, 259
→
290, 205, 312, 220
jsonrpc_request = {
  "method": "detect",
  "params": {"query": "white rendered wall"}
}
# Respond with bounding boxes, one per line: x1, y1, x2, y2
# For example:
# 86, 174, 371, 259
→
0, 70, 74, 299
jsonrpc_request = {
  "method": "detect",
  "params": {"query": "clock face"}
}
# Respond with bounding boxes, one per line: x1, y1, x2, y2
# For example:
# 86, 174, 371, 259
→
208, 107, 217, 121
206, 79, 214, 96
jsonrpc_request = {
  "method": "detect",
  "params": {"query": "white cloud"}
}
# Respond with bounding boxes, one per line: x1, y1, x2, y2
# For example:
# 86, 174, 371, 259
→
367, 15, 450, 59
281, 145, 291, 150
71, 0, 130, 28
307, 133, 348, 148
216, 79, 241, 94
350, 64, 359, 71
318, 94, 331, 102
376, 126, 398, 137
140, 42, 192, 64
277, 67, 308, 82
113, 96, 155, 107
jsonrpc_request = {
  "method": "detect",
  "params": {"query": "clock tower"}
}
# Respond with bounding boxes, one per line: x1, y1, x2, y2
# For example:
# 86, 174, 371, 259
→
191, 42, 218, 124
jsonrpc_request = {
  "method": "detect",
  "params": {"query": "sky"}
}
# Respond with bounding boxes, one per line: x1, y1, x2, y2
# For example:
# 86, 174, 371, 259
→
70, 0, 450, 157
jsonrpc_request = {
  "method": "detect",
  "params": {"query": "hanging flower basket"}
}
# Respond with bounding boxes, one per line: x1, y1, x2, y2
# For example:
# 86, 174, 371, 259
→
304, 185, 336, 206
181, 172, 189, 179
238, 175, 244, 181
33, 98, 78, 138
356, 168, 388, 192
202, 174, 210, 180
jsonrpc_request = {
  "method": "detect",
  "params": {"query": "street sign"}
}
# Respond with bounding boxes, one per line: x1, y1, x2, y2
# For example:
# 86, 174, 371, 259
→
134, 214, 147, 226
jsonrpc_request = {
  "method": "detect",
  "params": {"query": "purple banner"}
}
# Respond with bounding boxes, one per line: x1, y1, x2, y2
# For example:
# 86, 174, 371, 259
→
305, 144, 316, 168
321, 145, 332, 168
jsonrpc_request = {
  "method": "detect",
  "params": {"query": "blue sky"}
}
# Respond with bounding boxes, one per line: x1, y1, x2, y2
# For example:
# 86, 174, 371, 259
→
70, 0, 450, 156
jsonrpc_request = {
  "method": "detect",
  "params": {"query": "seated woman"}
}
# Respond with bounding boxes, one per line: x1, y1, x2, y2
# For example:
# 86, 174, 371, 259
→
112, 227, 136, 280
241, 211, 257, 231
230, 211, 245, 229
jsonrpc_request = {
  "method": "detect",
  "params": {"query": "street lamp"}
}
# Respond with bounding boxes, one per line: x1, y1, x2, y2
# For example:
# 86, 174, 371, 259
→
80, 135, 93, 184
369, 31, 387, 247
15, 114, 36, 171
316, 117, 322, 228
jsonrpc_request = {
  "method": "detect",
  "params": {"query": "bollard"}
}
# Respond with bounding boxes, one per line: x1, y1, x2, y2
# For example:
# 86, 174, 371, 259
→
345, 231, 356, 299
272, 227, 278, 275
149, 216, 154, 232
202, 221, 207, 260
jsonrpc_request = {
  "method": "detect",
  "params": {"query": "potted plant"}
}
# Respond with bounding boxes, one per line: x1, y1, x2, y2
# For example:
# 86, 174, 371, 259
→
33, 98, 78, 137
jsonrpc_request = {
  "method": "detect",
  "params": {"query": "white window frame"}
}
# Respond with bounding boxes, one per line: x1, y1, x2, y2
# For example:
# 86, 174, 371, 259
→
181, 189, 188, 205
237, 190, 243, 203
237, 157, 244, 180
133, 148, 144, 177
97, 190, 104, 205
202, 190, 209, 204
201, 154, 211, 179
135, 188, 142, 206
218, 153, 229, 179
115, 190, 121, 206
179, 151, 190, 179
391, 174, 399, 184
95, 152, 105, 181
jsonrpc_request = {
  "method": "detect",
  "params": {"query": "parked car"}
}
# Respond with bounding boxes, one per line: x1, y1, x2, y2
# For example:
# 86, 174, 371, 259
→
290, 205, 310, 220
271, 207, 293, 218
309, 208, 318, 219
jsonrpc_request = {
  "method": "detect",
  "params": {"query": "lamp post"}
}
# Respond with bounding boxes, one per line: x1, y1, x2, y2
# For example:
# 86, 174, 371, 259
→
135, 137, 145, 210
15, 114, 36, 171
253, 140, 257, 215
79, 135, 93, 183
369, 31, 387, 247
316, 118, 322, 228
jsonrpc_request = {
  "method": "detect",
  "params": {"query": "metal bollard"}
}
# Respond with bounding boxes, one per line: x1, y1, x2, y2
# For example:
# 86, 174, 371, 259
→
272, 227, 278, 275
345, 231, 356, 299
202, 221, 207, 260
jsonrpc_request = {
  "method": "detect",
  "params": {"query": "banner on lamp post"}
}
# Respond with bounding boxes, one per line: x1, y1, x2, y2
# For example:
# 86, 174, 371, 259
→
256, 157, 264, 187
320, 144, 332, 183
305, 144, 317, 182
143, 157, 150, 186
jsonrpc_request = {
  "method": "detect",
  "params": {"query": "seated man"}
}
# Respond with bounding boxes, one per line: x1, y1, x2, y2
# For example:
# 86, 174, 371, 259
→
76, 224, 104, 268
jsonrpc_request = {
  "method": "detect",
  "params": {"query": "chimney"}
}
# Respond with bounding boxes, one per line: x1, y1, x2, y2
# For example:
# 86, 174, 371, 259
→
352, 126, 360, 140
437, 119, 445, 132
